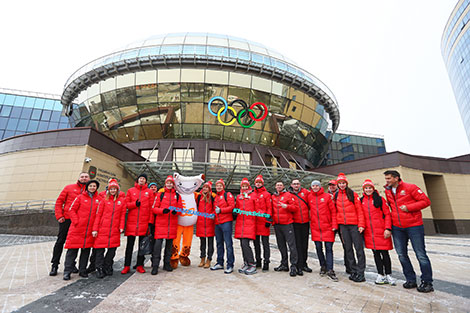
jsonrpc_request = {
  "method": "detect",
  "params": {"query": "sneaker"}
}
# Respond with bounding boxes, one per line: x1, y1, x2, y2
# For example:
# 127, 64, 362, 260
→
289, 265, 297, 277
245, 264, 257, 275
210, 263, 224, 271
385, 274, 396, 286
78, 271, 88, 278
297, 267, 303, 276
238, 263, 249, 274
72, 265, 79, 274
348, 273, 357, 281
403, 281, 417, 289
63, 272, 71, 281
303, 265, 313, 273
96, 268, 105, 279
326, 270, 338, 282
353, 273, 366, 283
136, 266, 146, 273
417, 282, 434, 293
375, 274, 386, 285
274, 264, 289, 272
224, 266, 233, 274
85, 265, 95, 274
121, 266, 130, 275
320, 266, 327, 276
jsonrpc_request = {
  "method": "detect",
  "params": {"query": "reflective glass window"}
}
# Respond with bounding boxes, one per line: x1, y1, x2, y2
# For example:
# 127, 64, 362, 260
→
10, 107, 22, 118
158, 83, 180, 102
116, 87, 137, 107
136, 84, 157, 104
3, 95, 16, 105
160, 45, 183, 54
15, 131, 25, 136
182, 45, 206, 54
0, 130, 4, 139
24, 97, 35, 108
4, 130, 15, 138
140, 149, 159, 161
53, 101, 62, 111
59, 122, 69, 129
142, 125, 163, 139
44, 99, 55, 110
207, 46, 229, 57
6, 118, 19, 130
0, 93, 5, 103
1, 105, 12, 117
0, 117, 8, 128
14, 96, 26, 107
101, 91, 118, 109
41, 110, 52, 121
204, 84, 228, 101
181, 83, 204, 102
181, 102, 203, 124
16, 119, 29, 131
34, 98, 45, 109
173, 148, 194, 170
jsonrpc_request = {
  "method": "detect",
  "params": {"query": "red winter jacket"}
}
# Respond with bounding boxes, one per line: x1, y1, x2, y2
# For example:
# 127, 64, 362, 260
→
361, 194, 393, 250
65, 191, 101, 249
334, 189, 365, 228
99, 190, 126, 200
152, 188, 182, 239
55, 181, 87, 220
271, 191, 298, 225
214, 190, 235, 225
196, 193, 216, 238
252, 186, 272, 236
92, 195, 126, 248
384, 181, 431, 228
308, 188, 337, 242
289, 187, 310, 224
234, 190, 257, 240
125, 183, 154, 236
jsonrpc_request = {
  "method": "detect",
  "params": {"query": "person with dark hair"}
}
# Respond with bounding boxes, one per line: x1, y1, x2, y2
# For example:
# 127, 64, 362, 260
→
361, 179, 396, 285
333, 173, 366, 283
63, 180, 100, 280
50, 172, 89, 276
252, 175, 272, 272
196, 181, 216, 269
384, 170, 433, 292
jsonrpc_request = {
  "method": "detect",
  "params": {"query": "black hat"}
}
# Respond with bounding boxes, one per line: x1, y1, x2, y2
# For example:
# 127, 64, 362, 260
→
137, 173, 148, 182
86, 180, 100, 191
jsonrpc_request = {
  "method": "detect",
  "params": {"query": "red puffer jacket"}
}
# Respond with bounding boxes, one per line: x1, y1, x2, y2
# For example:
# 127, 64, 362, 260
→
384, 181, 431, 228
289, 187, 310, 224
271, 191, 298, 225
152, 188, 182, 239
92, 194, 127, 248
196, 193, 216, 237
334, 189, 365, 228
99, 190, 126, 200
308, 188, 337, 242
214, 190, 235, 225
252, 186, 272, 236
125, 183, 154, 236
361, 194, 393, 250
65, 191, 101, 249
234, 190, 257, 240
55, 181, 87, 220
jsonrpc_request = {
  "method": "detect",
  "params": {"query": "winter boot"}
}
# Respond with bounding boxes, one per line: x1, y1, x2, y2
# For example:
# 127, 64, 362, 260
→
198, 257, 206, 267
262, 260, 269, 272
204, 259, 211, 269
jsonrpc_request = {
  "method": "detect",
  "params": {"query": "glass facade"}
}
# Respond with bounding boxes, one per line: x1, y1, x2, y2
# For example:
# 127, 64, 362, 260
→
442, 0, 470, 142
322, 131, 386, 165
0, 89, 70, 140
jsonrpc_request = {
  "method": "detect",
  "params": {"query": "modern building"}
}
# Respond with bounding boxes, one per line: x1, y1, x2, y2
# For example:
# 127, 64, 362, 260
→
442, 0, 470, 142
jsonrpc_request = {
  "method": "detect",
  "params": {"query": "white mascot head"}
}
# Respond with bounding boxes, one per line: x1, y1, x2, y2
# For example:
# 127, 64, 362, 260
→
174, 173, 205, 226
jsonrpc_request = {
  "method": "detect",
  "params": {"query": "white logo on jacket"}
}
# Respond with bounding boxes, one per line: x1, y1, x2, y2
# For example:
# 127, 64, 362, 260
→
400, 190, 406, 195
320, 198, 325, 202
118, 201, 121, 205
417, 189, 423, 194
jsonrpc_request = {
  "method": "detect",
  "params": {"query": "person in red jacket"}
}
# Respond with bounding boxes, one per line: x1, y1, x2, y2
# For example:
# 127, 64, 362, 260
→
91, 179, 126, 278
361, 179, 396, 285
50, 172, 89, 276
288, 179, 311, 275
334, 173, 366, 283
234, 178, 258, 275
147, 182, 158, 269
252, 175, 272, 272
196, 181, 215, 269
121, 173, 154, 275
150, 175, 182, 275
63, 180, 100, 280
384, 170, 433, 292
308, 180, 338, 281
210, 179, 235, 274
272, 181, 299, 277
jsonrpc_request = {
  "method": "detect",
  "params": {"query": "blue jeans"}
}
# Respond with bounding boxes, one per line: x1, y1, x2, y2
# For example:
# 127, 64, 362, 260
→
392, 225, 433, 283
215, 221, 234, 267
314, 241, 334, 271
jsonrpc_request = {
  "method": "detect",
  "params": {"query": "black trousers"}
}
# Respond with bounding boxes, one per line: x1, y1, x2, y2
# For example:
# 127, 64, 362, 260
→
373, 249, 392, 275
124, 236, 145, 267
51, 219, 71, 266
199, 237, 214, 260
152, 238, 173, 268
293, 222, 310, 268
339, 224, 366, 275
254, 235, 270, 263
240, 238, 255, 264
95, 247, 117, 270
274, 224, 298, 267
337, 230, 352, 272
64, 248, 91, 274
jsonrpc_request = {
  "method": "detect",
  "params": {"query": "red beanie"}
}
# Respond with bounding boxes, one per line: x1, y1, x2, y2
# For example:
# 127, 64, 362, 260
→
240, 177, 250, 187
215, 179, 225, 189
328, 180, 337, 186
165, 175, 175, 184
254, 175, 264, 184
108, 179, 120, 190
362, 179, 375, 189
203, 181, 213, 189
336, 173, 348, 184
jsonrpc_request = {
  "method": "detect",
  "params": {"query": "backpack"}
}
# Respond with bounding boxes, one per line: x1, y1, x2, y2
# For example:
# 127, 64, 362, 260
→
334, 190, 355, 204
196, 193, 215, 206
159, 191, 180, 203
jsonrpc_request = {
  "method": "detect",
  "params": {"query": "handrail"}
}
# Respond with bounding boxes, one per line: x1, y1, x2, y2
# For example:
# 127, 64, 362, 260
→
0, 199, 56, 211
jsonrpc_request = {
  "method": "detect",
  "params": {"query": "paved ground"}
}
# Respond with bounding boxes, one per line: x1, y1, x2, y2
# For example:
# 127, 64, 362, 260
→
0, 233, 469, 313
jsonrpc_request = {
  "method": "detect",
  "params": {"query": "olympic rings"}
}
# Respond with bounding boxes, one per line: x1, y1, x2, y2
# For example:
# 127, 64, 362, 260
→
208, 96, 268, 128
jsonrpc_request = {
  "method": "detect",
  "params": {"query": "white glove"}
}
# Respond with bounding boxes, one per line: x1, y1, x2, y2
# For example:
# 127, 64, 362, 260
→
280, 203, 287, 208
215, 206, 221, 214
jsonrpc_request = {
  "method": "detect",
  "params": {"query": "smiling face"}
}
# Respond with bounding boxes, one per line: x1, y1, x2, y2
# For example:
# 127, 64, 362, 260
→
337, 181, 347, 190
109, 187, 118, 196
312, 185, 321, 192
275, 182, 284, 193
87, 182, 97, 193
364, 186, 374, 195
174, 173, 204, 195
150, 185, 157, 193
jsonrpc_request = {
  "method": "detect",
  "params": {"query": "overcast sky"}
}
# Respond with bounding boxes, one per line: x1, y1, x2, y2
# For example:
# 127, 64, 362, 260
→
0, 0, 467, 158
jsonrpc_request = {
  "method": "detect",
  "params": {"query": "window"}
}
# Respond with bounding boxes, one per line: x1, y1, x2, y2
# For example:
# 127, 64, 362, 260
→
140, 149, 159, 162
173, 148, 194, 170
210, 150, 250, 173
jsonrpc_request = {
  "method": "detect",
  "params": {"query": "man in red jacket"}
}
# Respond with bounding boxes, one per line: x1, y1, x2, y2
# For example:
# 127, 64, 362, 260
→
49, 172, 89, 276
384, 170, 433, 293
252, 175, 272, 272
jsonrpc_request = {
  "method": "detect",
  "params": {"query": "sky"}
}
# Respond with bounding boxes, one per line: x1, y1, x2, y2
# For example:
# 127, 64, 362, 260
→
0, 0, 467, 158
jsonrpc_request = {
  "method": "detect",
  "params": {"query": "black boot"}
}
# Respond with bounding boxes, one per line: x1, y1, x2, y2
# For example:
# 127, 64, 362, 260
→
79, 271, 88, 278
274, 264, 289, 272
72, 265, 79, 274
104, 266, 113, 276
49, 265, 58, 276
151, 267, 159, 275
256, 259, 262, 268
86, 264, 96, 274
63, 272, 71, 281
302, 265, 313, 273
297, 266, 303, 276
262, 261, 269, 272
96, 268, 105, 279
163, 263, 173, 272
290, 265, 297, 277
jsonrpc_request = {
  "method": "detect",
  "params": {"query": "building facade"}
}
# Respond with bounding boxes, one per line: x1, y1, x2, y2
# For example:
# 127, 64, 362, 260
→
442, 0, 470, 142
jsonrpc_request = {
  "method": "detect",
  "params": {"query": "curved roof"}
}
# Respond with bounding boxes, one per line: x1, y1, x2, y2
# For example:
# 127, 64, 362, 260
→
62, 32, 340, 130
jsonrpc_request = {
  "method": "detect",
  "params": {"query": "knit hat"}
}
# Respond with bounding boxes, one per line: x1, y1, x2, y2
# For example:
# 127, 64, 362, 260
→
240, 178, 250, 187
136, 173, 148, 182
215, 179, 225, 189
336, 173, 348, 184
86, 179, 100, 191
254, 175, 264, 184
165, 175, 175, 184
362, 179, 375, 189
202, 181, 213, 189
148, 182, 157, 188
328, 180, 337, 186
311, 180, 321, 187
108, 179, 119, 190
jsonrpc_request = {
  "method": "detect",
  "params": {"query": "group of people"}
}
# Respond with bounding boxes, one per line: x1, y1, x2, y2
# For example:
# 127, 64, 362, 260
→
49, 169, 434, 293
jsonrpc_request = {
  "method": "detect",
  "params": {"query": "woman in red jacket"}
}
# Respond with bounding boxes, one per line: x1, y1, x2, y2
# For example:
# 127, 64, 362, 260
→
92, 179, 126, 278
334, 173, 366, 283
361, 179, 396, 285
308, 180, 338, 281
252, 175, 272, 272
63, 180, 100, 280
234, 178, 257, 275
196, 181, 215, 269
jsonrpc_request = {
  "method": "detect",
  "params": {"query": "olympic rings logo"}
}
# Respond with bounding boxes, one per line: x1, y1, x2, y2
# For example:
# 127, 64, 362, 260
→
207, 96, 268, 128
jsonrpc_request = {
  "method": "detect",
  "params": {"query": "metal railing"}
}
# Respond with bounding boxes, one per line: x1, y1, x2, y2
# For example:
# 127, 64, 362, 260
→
0, 199, 55, 211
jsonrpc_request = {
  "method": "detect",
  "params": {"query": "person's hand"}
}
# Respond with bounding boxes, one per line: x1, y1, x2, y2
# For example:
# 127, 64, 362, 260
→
136, 200, 141, 207
399, 205, 408, 212
120, 229, 124, 233
265, 222, 271, 228
215, 206, 221, 214
92, 231, 98, 237
58, 217, 65, 223
280, 203, 287, 208
163, 208, 170, 214
384, 229, 392, 239
358, 227, 364, 233
332, 228, 336, 232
